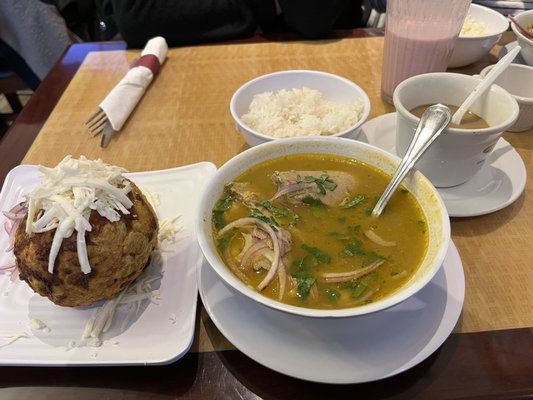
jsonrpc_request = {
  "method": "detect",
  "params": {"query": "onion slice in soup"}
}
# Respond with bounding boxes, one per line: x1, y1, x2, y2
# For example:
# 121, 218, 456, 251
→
218, 217, 281, 290
319, 259, 385, 283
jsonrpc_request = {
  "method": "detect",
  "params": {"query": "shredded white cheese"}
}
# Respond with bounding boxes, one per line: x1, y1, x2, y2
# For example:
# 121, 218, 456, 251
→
29, 318, 51, 332
158, 216, 181, 245
460, 15, 489, 36
241, 87, 364, 138
80, 214, 180, 343
25, 156, 133, 275
0, 332, 29, 348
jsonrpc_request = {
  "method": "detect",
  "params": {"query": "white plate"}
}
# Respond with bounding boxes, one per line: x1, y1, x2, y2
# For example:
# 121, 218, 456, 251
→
499, 41, 528, 64
199, 241, 465, 384
359, 113, 527, 217
0, 162, 217, 366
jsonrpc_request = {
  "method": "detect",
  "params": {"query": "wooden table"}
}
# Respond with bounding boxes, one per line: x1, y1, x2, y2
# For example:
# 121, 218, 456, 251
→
0, 30, 532, 399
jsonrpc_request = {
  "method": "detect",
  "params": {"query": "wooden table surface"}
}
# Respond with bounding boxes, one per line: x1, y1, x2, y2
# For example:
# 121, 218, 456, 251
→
0, 30, 532, 399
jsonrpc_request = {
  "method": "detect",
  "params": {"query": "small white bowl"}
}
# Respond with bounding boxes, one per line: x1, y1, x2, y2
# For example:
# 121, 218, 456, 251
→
449, 3, 509, 68
229, 70, 371, 147
480, 63, 533, 132
196, 137, 450, 318
510, 9, 533, 66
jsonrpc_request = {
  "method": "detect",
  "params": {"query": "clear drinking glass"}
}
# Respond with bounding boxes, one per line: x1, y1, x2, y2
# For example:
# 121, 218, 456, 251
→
381, 0, 471, 103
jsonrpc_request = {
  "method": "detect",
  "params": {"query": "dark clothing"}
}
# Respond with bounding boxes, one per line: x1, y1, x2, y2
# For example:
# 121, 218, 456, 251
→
91, 0, 364, 48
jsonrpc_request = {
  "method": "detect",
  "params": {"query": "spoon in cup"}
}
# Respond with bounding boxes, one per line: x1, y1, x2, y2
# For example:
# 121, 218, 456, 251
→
371, 104, 451, 217
451, 45, 521, 126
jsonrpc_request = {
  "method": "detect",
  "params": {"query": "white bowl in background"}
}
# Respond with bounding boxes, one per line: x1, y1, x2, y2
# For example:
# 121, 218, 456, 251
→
510, 9, 533, 66
449, 3, 509, 68
480, 63, 533, 132
229, 70, 371, 147
196, 136, 450, 318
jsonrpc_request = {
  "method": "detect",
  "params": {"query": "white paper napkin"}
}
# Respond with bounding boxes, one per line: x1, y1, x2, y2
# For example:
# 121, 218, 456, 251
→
99, 36, 168, 131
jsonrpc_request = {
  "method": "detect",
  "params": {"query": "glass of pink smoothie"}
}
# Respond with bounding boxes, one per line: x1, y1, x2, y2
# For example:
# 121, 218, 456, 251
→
381, 0, 471, 103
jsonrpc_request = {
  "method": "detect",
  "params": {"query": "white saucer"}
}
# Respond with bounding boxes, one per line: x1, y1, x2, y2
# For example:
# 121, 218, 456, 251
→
499, 41, 528, 65
359, 113, 527, 217
199, 241, 464, 384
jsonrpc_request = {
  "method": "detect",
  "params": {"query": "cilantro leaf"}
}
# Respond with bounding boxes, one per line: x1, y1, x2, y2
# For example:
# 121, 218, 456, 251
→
342, 194, 367, 209
217, 232, 235, 249
301, 195, 326, 208
326, 288, 341, 303
302, 244, 331, 264
292, 271, 316, 299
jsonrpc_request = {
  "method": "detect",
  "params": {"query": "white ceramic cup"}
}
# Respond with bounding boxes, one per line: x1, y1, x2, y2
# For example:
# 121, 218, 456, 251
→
393, 72, 519, 188
480, 63, 533, 132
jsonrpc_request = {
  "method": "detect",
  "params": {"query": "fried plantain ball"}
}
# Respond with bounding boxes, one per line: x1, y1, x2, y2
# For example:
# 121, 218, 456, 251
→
13, 183, 158, 307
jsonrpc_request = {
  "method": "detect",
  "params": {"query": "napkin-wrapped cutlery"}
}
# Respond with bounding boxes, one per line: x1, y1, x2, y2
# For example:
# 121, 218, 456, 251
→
85, 36, 168, 147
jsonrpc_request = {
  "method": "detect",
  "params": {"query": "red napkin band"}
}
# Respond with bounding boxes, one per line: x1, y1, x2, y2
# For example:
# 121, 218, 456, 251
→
134, 54, 161, 74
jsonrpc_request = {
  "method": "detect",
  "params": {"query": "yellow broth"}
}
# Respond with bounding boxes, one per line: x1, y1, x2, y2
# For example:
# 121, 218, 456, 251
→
212, 154, 428, 309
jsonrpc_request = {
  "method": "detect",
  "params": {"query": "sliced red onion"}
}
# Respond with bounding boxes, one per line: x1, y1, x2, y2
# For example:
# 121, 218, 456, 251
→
364, 230, 397, 247
218, 217, 280, 291
223, 243, 251, 285
277, 259, 286, 301
240, 239, 269, 269
320, 259, 385, 283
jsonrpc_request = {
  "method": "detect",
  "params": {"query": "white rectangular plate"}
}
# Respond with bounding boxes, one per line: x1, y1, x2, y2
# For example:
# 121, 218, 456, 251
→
0, 162, 216, 366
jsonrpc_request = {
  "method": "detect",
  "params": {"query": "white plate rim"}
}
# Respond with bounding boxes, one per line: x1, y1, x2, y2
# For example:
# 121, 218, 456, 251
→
359, 113, 527, 217
0, 161, 217, 366
198, 241, 465, 384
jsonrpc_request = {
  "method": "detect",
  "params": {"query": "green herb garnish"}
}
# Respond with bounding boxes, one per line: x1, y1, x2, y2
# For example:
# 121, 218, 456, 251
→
260, 200, 287, 218
217, 232, 235, 249
302, 244, 331, 264
342, 194, 367, 209
292, 271, 316, 299
329, 231, 350, 240
301, 195, 326, 208
342, 239, 366, 256
351, 282, 367, 298
213, 186, 234, 212
326, 288, 341, 303
304, 174, 337, 195
212, 186, 235, 229
362, 251, 386, 267
250, 208, 279, 227
260, 200, 300, 226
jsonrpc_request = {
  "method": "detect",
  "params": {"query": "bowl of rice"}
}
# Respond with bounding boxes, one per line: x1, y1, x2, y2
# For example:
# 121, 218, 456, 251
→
448, 3, 509, 68
230, 70, 371, 146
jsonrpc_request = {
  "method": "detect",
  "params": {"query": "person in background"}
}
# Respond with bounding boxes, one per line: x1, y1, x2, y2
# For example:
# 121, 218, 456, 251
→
0, 0, 75, 89
77, 0, 375, 48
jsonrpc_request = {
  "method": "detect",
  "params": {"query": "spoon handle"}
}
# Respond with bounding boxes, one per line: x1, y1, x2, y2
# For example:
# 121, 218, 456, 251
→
371, 104, 451, 217
451, 45, 521, 126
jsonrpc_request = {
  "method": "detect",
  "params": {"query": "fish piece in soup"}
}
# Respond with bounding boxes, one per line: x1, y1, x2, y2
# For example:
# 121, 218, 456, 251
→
271, 170, 356, 206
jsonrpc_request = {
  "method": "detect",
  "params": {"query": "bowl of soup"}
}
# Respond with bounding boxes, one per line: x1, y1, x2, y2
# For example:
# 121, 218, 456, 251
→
230, 70, 371, 147
196, 137, 450, 318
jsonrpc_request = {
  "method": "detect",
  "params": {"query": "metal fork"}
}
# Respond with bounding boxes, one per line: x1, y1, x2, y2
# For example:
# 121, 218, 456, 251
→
85, 108, 115, 147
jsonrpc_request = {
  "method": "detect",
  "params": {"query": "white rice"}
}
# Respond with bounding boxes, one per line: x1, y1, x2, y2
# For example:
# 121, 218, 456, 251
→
460, 15, 489, 36
240, 87, 364, 138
